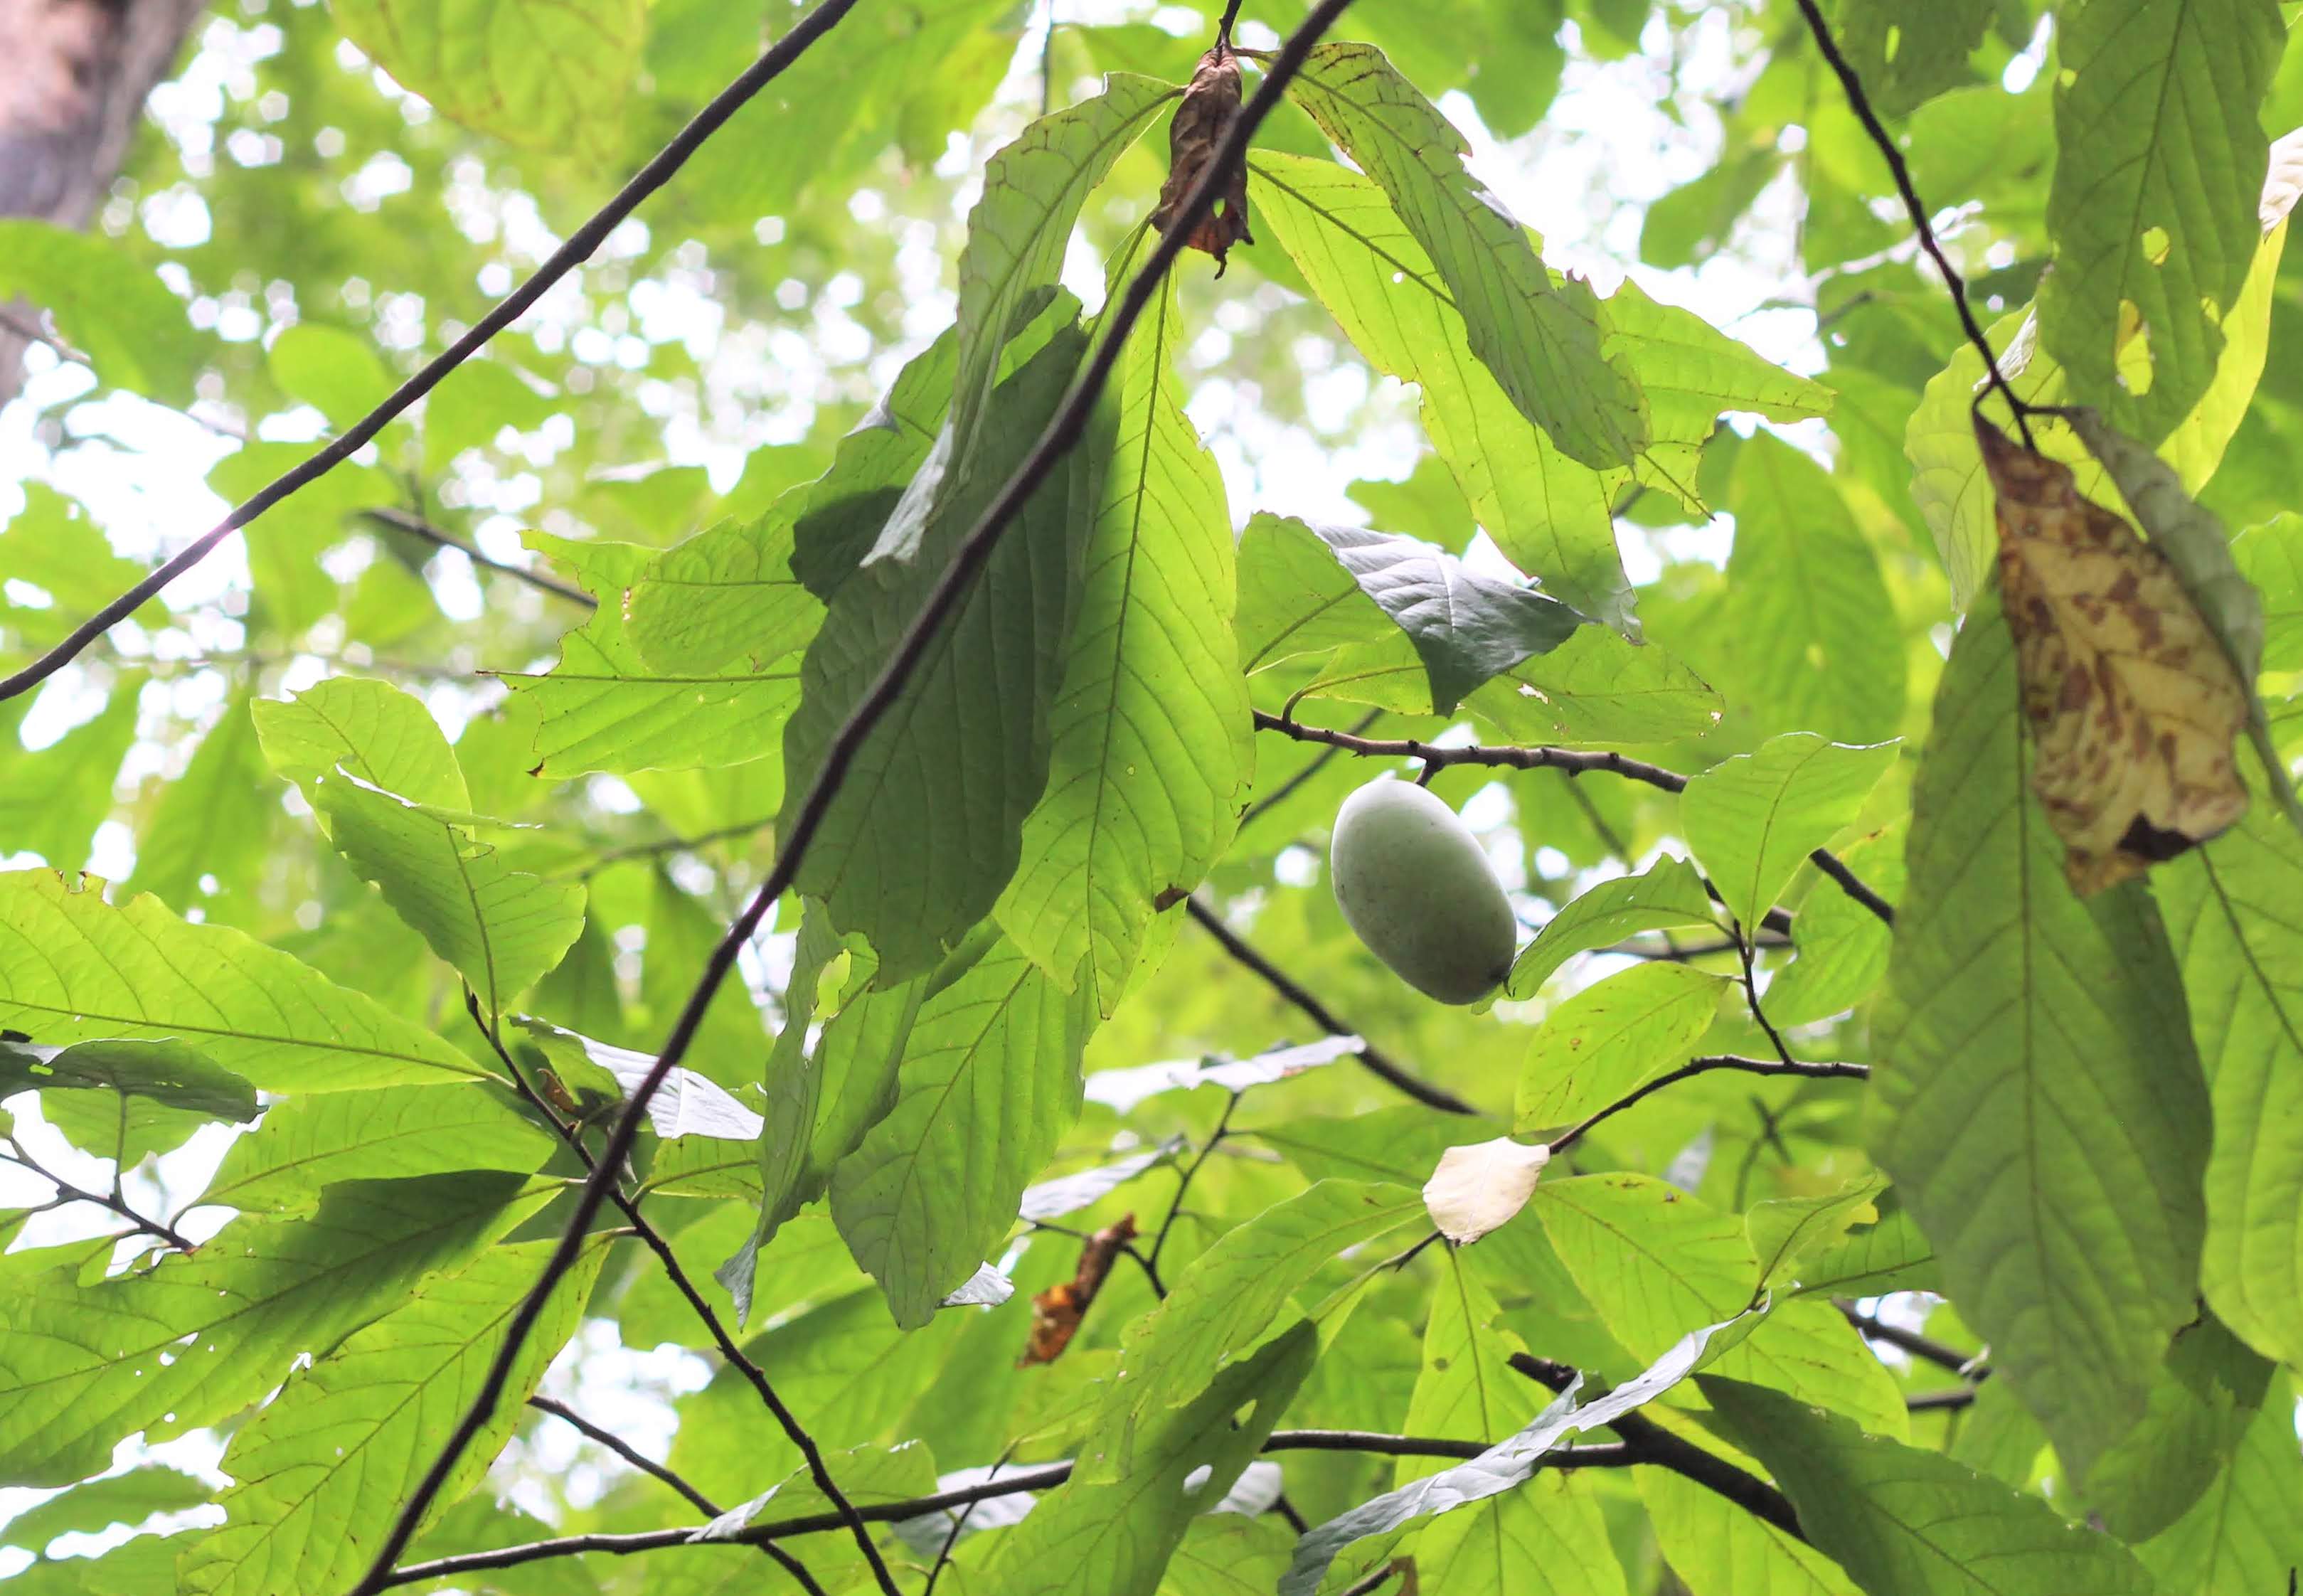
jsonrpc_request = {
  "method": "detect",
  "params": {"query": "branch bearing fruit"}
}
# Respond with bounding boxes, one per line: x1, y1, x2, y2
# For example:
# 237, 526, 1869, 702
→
1329, 777, 1515, 1004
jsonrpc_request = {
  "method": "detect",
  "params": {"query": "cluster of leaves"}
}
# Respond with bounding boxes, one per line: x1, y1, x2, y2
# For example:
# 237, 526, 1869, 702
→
1, 2, 2301, 1595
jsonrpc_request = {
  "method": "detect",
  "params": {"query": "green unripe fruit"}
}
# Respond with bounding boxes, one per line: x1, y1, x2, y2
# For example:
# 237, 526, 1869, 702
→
1329, 777, 1516, 1005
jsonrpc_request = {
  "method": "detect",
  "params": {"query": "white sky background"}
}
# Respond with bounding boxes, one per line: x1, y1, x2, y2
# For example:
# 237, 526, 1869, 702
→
0, 0, 1993, 1567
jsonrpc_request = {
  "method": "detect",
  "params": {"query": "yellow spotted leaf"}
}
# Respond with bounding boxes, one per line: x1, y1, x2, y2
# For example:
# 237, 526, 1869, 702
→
1977, 415, 2249, 895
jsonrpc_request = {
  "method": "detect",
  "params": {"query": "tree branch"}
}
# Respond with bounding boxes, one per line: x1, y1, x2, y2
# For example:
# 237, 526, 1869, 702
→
1789, 0, 2033, 447
1836, 1301, 1986, 1380
363, 507, 597, 609
352, 6, 1366, 1592
1508, 1354, 1805, 1542
1252, 711, 1894, 927
1547, 1055, 1868, 1156
1238, 707, 1383, 832
0, 1137, 194, 1253
1183, 895, 1479, 1116
0, 0, 865, 707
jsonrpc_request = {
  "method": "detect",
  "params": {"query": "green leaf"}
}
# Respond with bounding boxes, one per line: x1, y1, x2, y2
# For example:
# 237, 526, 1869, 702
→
1160, 1516, 1296, 1596
2137, 1369, 2303, 1595
1712, 433, 1906, 740
1826, 0, 1992, 117
624, 509, 826, 676
200, 1082, 558, 1212
265, 324, 393, 431
1642, 1445, 1861, 1596
1317, 522, 1587, 713
2158, 798, 2303, 1365
1233, 511, 1396, 674
0, 486, 161, 637
0, 676, 140, 872
4, 1037, 255, 1166
997, 277, 1252, 1011
780, 323, 1097, 977
2039, 0, 2285, 442
124, 692, 273, 913
943, 75, 1173, 498
420, 357, 556, 474
1117, 1180, 1425, 1410
0, 870, 486, 1092
2078, 1312, 2272, 1539
830, 930, 1095, 1328
0, 1171, 541, 1486
1506, 856, 1719, 999
1788, 1198, 1940, 1301
1869, 585, 2212, 1491
1681, 733, 1898, 936
1763, 824, 1903, 1027
0, 221, 205, 403
181, 1234, 610, 1596
1533, 1173, 1906, 1437
695, 1440, 937, 1539
1700, 1377, 2158, 1596
0, 1467, 213, 1553
1250, 150, 1634, 627
509, 535, 799, 776
984, 1321, 1315, 1596
1514, 963, 1728, 1132
2233, 514, 2303, 672
331, 0, 644, 158
1413, 1481, 1628, 1596
1747, 1174, 1889, 1293
1287, 45, 1648, 469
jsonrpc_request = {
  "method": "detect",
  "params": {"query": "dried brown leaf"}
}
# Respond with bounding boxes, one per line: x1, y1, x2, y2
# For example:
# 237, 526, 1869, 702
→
1977, 414, 2250, 894
1149, 46, 1253, 275
1018, 1211, 1137, 1367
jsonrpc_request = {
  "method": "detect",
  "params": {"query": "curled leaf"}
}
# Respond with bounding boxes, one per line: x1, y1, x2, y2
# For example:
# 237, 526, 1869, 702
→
1422, 1137, 1551, 1245
1977, 414, 2250, 893
1149, 46, 1252, 274
1019, 1212, 1137, 1366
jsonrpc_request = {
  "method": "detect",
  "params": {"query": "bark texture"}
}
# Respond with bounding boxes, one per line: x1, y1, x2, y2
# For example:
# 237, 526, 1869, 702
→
0, 0, 208, 398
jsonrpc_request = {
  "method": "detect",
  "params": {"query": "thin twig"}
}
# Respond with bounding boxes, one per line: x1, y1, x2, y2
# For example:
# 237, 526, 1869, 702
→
1836, 1301, 1987, 1380
526, 1396, 725, 1520
1906, 1387, 1978, 1413
1147, 1090, 1243, 1272
1216, 0, 1247, 46
356, 8, 1363, 1593
1547, 1055, 1868, 1156
0, 306, 90, 365
559, 815, 778, 881
363, 508, 597, 608
1508, 1355, 1804, 1541
922, 1444, 1018, 1595
0, 1139, 195, 1253
0, 0, 865, 708
1253, 712, 1894, 927
1183, 896, 1479, 1116
1737, 936, 1799, 1068
1789, 0, 2033, 447
1238, 708, 1383, 831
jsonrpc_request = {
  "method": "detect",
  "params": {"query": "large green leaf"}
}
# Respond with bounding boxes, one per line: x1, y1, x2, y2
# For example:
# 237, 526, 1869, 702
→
0, 1172, 540, 1486
623, 509, 827, 676
0, 222, 206, 403
942, 75, 1173, 501
257, 678, 584, 1016
331, 0, 643, 158
1642, 1445, 1861, 1596
123, 692, 273, 914
0, 870, 485, 1092
982, 1322, 1314, 1596
509, 536, 799, 776
2038, 0, 2284, 442
780, 324, 1098, 977
1515, 963, 1728, 1132
1826, 0, 1992, 116
1233, 511, 1397, 674
1680, 733, 1898, 936
181, 1235, 610, 1596
1506, 856, 1720, 999
1701, 1377, 2157, 1596
2158, 798, 2303, 1364
830, 930, 1095, 1328
1713, 433, 1905, 740
2137, 1369, 2303, 1594
998, 277, 1252, 1011
1287, 45, 1648, 469
1869, 587, 2211, 1491
200, 1082, 558, 1213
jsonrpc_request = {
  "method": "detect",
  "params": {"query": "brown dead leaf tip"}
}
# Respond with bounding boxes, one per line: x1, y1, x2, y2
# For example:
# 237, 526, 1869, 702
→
1974, 413, 2249, 895
1018, 1212, 1137, 1367
1150, 46, 1253, 275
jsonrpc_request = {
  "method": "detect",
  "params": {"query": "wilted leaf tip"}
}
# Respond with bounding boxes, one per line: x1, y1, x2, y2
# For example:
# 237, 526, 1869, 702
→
1150, 46, 1254, 275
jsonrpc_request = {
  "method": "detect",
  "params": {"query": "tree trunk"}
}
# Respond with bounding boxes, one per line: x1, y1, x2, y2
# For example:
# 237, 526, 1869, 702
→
0, 0, 208, 400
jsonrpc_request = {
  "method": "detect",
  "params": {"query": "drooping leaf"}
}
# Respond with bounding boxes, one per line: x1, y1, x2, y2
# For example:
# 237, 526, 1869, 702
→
2039, 0, 2284, 441
1149, 46, 1252, 271
0, 870, 486, 1092
1870, 582, 2212, 1491
181, 1235, 610, 1596
1701, 1377, 2158, 1596
1977, 415, 2250, 893
331, 0, 644, 159
998, 276, 1252, 1011
1515, 963, 1728, 1132
2158, 797, 2303, 1364
831, 930, 1096, 1328
0, 1172, 542, 1486
1680, 733, 1898, 936
1233, 511, 1398, 674
1287, 44, 1648, 469
780, 324, 1099, 977
1506, 856, 1720, 999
